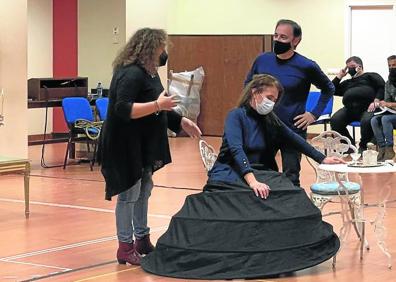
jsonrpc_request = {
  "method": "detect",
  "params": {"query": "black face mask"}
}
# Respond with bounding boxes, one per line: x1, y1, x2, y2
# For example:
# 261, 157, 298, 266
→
348, 67, 357, 77
273, 40, 292, 55
159, 51, 168, 67
389, 68, 396, 85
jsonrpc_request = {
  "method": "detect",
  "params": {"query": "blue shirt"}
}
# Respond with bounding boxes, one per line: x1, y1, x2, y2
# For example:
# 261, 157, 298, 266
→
208, 107, 325, 184
245, 52, 335, 133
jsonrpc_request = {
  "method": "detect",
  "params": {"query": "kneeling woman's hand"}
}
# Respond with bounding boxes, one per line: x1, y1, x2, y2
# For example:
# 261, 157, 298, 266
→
244, 172, 270, 199
249, 180, 271, 199
322, 156, 346, 164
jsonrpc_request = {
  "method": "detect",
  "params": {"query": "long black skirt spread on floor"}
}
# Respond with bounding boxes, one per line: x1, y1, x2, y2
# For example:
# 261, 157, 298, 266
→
141, 170, 340, 280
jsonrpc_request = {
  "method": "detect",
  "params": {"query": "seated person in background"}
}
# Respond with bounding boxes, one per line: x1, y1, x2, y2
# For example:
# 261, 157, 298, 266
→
141, 74, 344, 280
330, 56, 385, 152
371, 55, 396, 161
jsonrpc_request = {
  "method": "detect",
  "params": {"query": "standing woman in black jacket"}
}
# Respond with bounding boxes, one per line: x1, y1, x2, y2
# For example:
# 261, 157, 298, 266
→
99, 28, 201, 266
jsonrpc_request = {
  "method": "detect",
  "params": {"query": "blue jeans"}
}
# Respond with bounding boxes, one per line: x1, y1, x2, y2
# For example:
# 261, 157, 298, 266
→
371, 114, 396, 147
115, 167, 153, 243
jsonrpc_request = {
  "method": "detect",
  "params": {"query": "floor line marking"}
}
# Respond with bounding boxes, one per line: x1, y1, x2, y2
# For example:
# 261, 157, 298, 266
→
2, 173, 201, 191
0, 236, 117, 261
73, 266, 140, 282
0, 226, 167, 261
0, 259, 71, 271
19, 260, 117, 282
0, 198, 172, 219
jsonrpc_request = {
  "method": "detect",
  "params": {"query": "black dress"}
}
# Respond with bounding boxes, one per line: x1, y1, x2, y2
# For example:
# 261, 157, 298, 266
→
141, 108, 340, 279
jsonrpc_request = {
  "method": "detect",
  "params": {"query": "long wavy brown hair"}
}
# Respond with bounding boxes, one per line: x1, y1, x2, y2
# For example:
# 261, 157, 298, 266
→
112, 28, 167, 75
237, 74, 283, 107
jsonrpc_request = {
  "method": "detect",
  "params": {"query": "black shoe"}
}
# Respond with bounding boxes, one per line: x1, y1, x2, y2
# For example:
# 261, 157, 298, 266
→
135, 234, 155, 255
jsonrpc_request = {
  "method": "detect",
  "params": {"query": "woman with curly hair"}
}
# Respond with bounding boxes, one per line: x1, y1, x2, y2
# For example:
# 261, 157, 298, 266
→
98, 28, 201, 266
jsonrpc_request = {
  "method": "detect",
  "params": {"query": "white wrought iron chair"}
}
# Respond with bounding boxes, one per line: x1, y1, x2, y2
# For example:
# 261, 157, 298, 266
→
199, 139, 218, 171
307, 131, 367, 237
307, 131, 361, 210
307, 130, 370, 267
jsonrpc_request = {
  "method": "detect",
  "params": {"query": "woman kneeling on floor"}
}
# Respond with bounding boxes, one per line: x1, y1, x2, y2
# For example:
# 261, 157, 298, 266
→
141, 74, 344, 280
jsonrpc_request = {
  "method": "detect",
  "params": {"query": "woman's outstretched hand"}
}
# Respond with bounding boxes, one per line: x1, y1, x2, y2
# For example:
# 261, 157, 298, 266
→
249, 180, 271, 199
322, 156, 346, 164
180, 117, 202, 138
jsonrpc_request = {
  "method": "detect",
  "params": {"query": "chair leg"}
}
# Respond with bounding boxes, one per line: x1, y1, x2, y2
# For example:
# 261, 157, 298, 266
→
90, 142, 97, 171
86, 141, 91, 153
352, 126, 356, 143
332, 255, 337, 269
63, 135, 72, 169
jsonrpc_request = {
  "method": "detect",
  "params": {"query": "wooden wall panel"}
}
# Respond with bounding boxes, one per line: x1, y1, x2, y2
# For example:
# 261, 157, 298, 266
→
168, 35, 272, 136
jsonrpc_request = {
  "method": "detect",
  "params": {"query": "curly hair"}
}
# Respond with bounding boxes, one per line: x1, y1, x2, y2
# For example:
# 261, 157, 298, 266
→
112, 28, 167, 75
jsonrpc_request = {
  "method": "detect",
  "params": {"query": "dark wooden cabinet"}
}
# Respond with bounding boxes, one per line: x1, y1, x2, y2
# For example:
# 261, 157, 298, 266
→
28, 77, 88, 101
168, 35, 273, 136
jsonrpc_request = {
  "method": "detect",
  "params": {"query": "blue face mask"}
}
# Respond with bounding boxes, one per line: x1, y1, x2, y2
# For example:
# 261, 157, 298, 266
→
255, 97, 275, 115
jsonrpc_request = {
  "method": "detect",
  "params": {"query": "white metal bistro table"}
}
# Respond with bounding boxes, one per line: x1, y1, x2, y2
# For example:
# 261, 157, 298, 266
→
319, 163, 396, 268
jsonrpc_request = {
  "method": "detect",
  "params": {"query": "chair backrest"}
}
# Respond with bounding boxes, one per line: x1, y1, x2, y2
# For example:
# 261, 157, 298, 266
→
306, 91, 334, 117
62, 97, 94, 125
95, 97, 109, 121
199, 139, 218, 171
307, 130, 357, 183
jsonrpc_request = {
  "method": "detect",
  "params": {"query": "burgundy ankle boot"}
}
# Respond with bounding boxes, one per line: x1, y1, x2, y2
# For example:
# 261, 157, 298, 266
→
117, 241, 141, 265
135, 234, 155, 255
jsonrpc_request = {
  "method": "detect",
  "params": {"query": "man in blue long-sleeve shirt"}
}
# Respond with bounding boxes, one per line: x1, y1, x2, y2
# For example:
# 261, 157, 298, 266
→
245, 19, 335, 186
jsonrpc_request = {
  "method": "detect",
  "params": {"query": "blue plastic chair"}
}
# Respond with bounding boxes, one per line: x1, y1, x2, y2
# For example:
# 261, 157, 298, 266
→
306, 91, 334, 130
95, 97, 109, 121
62, 97, 101, 170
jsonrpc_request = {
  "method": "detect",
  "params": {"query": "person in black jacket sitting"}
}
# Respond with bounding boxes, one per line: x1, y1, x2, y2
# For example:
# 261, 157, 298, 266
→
330, 56, 385, 151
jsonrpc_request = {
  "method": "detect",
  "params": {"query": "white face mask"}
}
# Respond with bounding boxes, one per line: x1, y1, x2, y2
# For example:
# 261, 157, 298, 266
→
255, 97, 275, 115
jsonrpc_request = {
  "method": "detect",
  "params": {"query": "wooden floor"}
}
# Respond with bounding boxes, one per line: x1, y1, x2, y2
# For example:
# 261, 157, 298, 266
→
0, 136, 395, 282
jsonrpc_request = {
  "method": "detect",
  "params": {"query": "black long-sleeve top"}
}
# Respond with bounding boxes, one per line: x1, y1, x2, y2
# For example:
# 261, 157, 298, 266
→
208, 106, 326, 184
332, 72, 385, 111
245, 52, 335, 134
99, 64, 182, 200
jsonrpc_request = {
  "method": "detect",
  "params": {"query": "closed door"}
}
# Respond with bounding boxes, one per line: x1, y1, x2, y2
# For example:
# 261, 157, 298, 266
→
168, 35, 271, 136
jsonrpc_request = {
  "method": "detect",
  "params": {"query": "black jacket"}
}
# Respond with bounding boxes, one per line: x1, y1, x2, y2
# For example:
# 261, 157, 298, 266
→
98, 64, 181, 200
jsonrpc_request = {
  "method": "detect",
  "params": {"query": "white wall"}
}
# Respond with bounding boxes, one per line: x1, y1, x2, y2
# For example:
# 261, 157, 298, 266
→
0, 0, 28, 158
117, 1, 396, 136
125, 0, 170, 86
78, 0, 126, 90
158, 0, 345, 134
27, 0, 53, 136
